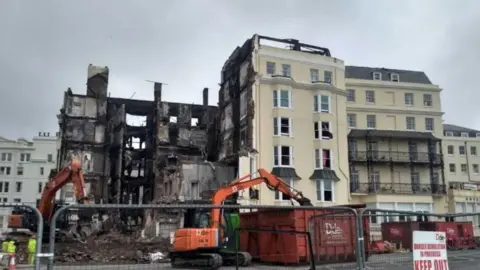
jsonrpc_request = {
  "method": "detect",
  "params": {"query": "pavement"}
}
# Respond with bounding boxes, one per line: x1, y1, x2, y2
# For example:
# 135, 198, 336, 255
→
11, 249, 480, 269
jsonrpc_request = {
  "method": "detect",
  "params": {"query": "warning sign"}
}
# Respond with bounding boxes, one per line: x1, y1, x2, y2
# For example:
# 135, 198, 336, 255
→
412, 231, 449, 270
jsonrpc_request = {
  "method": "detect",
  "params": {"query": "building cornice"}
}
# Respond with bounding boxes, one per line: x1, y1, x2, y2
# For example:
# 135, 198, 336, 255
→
346, 106, 444, 116
259, 75, 346, 96
346, 79, 441, 92
257, 46, 345, 70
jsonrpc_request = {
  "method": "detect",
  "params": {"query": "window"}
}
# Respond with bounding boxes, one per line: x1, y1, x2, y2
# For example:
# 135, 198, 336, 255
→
38, 182, 43, 193
445, 132, 453, 137
281, 64, 291, 77
324, 71, 332, 83
406, 117, 416, 131
17, 166, 23, 176
473, 164, 479, 174
365, 90, 375, 103
1, 153, 12, 162
314, 122, 332, 140
390, 73, 400, 82
310, 69, 319, 82
13, 198, 21, 203
313, 95, 330, 113
20, 153, 31, 162
423, 94, 432, 106
449, 164, 456, 173
316, 179, 334, 202
471, 146, 477, 156
0, 167, 11, 176
404, 93, 414, 105
266, 62, 276, 75
346, 89, 355, 102
273, 146, 293, 167
47, 154, 53, 162
447, 145, 454, 155
350, 171, 359, 192
461, 164, 467, 173
369, 171, 380, 191
459, 146, 466, 155
461, 132, 469, 138
273, 117, 291, 136
3, 182, 8, 193
315, 149, 332, 169
347, 114, 357, 128
373, 72, 382, 80
15, 182, 22, 193
40, 167, 44, 175
367, 115, 376, 129
425, 118, 434, 131
273, 90, 291, 108
476, 133, 480, 138
275, 179, 294, 200
411, 172, 420, 191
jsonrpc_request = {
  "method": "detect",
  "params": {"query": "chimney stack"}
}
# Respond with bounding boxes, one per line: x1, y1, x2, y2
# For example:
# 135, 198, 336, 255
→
203, 88, 208, 106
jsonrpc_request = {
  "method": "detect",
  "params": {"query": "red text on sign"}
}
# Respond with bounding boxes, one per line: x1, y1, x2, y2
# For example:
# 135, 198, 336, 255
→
414, 259, 448, 270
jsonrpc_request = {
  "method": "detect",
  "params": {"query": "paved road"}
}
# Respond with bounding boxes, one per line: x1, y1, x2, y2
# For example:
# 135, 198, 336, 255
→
24, 249, 480, 269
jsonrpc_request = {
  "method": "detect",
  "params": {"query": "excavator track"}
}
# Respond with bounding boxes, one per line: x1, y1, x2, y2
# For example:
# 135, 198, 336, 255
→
170, 252, 223, 270
220, 251, 252, 266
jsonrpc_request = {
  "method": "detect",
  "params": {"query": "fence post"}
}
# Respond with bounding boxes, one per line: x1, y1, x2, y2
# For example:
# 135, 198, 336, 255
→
356, 208, 366, 270
47, 204, 73, 270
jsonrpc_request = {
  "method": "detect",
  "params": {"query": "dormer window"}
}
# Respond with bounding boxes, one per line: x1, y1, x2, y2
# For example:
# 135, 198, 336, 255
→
390, 73, 400, 82
373, 72, 382, 80
445, 132, 453, 137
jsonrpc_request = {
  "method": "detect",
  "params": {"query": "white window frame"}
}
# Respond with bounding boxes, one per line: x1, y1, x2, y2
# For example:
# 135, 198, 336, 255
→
461, 132, 469, 138
459, 145, 466, 156
423, 94, 432, 107
390, 73, 400, 82
347, 114, 357, 128
473, 164, 479, 174
365, 90, 375, 104
17, 166, 24, 176
316, 179, 335, 202
346, 89, 355, 102
461, 164, 467, 173
0, 153, 12, 162
447, 145, 454, 155
324, 70, 333, 84
367, 115, 376, 129
314, 95, 331, 113
471, 146, 477, 156
310, 69, 319, 82
406, 117, 416, 131
266, 61, 276, 75
273, 117, 292, 137
275, 178, 295, 201
425, 118, 434, 132
273, 89, 292, 109
281, 64, 291, 77
404, 93, 414, 106
445, 131, 453, 137
449, 163, 456, 173
314, 149, 333, 169
373, 72, 382, 80
20, 153, 30, 162
273, 145, 293, 167
313, 121, 332, 140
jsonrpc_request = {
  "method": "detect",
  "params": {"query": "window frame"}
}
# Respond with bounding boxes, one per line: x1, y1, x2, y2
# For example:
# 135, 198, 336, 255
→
459, 145, 466, 156
391, 73, 400, 82
447, 145, 454, 155
314, 121, 332, 140
423, 94, 432, 107
425, 118, 434, 131
449, 163, 456, 173
15, 182, 22, 193
366, 115, 376, 129
266, 61, 276, 75
273, 89, 292, 109
404, 93, 414, 106
406, 117, 416, 131
461, 164, 468, 173
324, 70, 333, 84
473, 164, 479, 174
310, 69, 319, 82
275, 178, 295, 201
314, 94, 331, 113
281, 64, 291, 77
445, 131, 453, 137
17, 166, 24, 176
316, 179, 334, 202
373, 72, 382, 80
365, 90, 375, 104
471, 146, 477, 156
461, 132, 469, 138
314, 148, 333, 169
346, 89, 356, 102
273, 145, 293, 167
273, 117, 292, 137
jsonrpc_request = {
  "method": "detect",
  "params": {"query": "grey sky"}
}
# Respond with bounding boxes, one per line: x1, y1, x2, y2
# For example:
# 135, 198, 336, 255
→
0, 0, 479, 138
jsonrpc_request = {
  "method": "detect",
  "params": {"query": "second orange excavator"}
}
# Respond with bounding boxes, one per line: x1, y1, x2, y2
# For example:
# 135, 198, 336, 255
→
170, 168, 313, 269
7, 158, 97, 241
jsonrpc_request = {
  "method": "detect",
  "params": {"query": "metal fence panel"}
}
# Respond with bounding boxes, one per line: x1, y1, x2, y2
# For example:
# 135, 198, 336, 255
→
359, 209, 480, 270
46, 203, 364, 270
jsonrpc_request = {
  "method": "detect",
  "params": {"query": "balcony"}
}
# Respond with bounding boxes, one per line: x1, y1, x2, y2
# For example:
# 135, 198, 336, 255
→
349, 151, 442, 165
350, 182, 446, 195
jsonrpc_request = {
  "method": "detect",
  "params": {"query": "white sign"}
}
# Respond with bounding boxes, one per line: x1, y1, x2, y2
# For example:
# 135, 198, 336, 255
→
413, 231, 449, 270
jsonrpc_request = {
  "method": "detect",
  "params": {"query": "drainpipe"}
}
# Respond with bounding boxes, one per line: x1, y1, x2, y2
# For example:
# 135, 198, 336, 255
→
465, 141, 472, 182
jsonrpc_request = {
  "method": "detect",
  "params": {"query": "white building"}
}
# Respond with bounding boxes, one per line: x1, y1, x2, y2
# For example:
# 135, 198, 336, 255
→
0, 132, 60, 232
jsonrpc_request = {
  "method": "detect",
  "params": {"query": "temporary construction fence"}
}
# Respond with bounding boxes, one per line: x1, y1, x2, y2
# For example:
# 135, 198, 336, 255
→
43, 203, 364, 270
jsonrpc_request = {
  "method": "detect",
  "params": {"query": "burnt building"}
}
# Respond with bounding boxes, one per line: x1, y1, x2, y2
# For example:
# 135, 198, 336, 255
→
57, 64, 235, 205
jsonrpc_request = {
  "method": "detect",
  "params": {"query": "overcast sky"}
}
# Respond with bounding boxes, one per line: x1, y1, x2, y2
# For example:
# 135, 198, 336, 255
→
0, 0, 479, 139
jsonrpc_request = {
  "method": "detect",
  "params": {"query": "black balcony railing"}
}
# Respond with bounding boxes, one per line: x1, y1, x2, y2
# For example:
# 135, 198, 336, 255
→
350, 182, 446, 195
349, 151, 442, 164
448, 181, 480, 191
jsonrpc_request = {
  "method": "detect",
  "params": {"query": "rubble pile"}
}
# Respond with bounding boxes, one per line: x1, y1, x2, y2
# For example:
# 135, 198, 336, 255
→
54, 230, 171, 264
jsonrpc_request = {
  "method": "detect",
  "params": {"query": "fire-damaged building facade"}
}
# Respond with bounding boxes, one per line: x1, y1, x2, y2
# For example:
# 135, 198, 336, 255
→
57, 64, 235, 205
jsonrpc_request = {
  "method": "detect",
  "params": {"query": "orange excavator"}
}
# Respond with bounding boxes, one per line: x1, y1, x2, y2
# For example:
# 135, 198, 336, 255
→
7, 158, 94, 241
170, 168, 313, 269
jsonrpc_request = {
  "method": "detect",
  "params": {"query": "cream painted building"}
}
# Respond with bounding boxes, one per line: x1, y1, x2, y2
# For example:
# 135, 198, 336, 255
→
219, 35, 350, 206
345, 66, 447, 216
442, 124, 480, 229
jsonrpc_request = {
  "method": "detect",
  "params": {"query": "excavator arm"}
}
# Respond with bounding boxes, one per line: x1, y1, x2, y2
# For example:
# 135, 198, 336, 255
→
39, 158, 88, 222
209, 168, 312, 228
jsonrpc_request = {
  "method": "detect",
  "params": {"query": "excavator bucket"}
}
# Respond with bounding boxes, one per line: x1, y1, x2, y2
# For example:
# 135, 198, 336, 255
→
297, 198, 313, 206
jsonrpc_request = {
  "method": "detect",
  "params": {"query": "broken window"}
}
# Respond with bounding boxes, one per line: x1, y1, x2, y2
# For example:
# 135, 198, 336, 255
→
273, 117, 291, 136
321, 122, 331, 139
